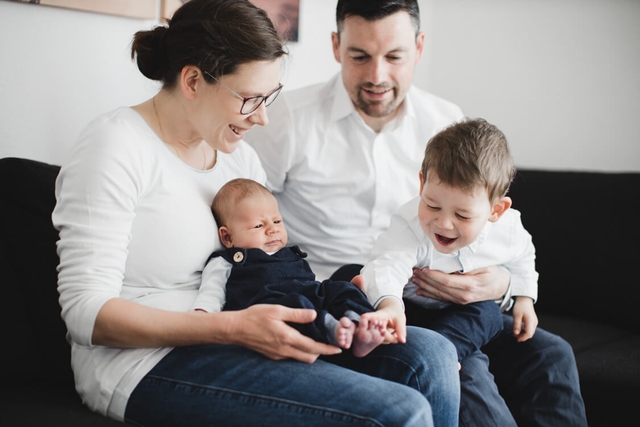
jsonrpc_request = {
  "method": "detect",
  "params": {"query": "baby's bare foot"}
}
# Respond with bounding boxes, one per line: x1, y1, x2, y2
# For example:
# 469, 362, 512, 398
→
352, 317, 386, 358
334, 316, 356, 349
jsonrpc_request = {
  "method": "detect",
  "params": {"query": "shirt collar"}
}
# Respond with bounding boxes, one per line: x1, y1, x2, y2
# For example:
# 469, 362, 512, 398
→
464, 220, 492, 254
329, 73, 356, 123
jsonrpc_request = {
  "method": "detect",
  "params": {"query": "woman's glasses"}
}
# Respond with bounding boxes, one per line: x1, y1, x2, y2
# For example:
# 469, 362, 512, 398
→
204, 71, 283, 115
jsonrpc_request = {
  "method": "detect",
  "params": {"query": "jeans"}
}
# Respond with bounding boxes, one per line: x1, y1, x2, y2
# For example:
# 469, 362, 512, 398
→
332, 264, 588, 427
404, 299, 504, 361
458, 315, 588, 427
124, 326, 459, 427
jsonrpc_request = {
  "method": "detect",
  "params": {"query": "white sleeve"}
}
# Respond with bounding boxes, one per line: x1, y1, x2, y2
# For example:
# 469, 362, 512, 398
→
361, 210, 422, 308
53, 121, 144, 346
502, 213, 539, 303
191, 256, 232, 312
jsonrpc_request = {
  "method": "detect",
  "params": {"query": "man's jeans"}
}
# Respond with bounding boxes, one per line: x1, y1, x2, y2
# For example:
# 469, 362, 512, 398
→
458, 315, 588, 427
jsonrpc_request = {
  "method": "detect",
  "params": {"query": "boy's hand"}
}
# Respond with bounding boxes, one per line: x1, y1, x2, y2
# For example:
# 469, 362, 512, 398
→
367, 298, 406, 344
512, 297, 538, 342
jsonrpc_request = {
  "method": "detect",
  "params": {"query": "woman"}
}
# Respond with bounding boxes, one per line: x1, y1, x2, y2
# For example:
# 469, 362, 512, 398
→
53, 1, 459, 425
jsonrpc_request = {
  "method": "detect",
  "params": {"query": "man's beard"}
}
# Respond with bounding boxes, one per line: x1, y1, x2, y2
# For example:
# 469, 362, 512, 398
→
355, 87, 399, 118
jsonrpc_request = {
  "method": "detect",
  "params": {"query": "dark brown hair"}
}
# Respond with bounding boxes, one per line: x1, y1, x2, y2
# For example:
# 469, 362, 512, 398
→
420, 118, 516, 202
336, 0, 420, 36
131, 0, 287, 88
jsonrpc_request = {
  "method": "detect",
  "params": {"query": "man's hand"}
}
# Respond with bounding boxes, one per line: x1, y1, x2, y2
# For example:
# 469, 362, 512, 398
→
411, 265, 510, 305
512, 297, 538, 342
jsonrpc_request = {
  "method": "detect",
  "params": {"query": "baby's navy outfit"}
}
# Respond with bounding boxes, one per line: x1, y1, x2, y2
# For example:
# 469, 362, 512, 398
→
214, 246, 374, 345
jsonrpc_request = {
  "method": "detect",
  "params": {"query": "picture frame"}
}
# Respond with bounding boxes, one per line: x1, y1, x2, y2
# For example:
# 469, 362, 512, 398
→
161, 0, 300, 42
7, 0, 156, 20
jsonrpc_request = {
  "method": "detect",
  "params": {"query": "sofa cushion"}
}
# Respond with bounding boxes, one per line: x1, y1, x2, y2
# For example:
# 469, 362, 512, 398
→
508, 169, 640, 333
539, 313, 640, 427
1, 386, 126, 427
0, 157, 71, 389
0, 156, 130, 427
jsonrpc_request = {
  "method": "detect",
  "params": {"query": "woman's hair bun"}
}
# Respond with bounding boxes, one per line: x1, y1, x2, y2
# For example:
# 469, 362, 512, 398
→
131, 25, 169, 82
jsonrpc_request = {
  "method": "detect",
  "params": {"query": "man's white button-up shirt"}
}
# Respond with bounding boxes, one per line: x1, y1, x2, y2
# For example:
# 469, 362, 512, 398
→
246, 73, 464, 280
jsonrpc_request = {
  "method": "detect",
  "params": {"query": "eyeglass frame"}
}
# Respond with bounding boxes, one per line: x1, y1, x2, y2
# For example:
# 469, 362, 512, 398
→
203, 71, 283, 115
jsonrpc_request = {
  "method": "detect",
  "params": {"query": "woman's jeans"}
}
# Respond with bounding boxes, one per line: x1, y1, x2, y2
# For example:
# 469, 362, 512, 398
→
124, 326, 459, 427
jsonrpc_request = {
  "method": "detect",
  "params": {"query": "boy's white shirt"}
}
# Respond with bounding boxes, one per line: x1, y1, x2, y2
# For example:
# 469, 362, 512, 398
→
361, 196, 538, 311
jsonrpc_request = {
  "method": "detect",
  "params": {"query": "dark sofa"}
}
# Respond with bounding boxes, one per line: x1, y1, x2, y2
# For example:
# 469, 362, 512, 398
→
1, 156, 638, 426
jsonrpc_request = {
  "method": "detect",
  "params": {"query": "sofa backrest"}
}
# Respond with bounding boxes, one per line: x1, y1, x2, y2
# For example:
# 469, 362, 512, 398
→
1, 157, 638, 393
0, 157, 74, 391
509, 169, 640, 333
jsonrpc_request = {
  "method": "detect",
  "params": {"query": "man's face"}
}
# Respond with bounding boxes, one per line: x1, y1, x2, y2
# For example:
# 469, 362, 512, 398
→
332, 12, 424, 129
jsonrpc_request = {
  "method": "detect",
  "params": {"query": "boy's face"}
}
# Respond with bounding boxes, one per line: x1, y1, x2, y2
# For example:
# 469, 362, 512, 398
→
417, 173, 506, 254
219, 192, 288, 252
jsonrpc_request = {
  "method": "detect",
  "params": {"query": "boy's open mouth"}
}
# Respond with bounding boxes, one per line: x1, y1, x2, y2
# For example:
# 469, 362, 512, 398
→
436, 234, 458, 246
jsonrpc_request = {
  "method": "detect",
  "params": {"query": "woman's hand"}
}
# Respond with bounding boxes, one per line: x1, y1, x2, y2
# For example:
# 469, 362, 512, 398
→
411, 265, 510, 305
227, 304, 342, 363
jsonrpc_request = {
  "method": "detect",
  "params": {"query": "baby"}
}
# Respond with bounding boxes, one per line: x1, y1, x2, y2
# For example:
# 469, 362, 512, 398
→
193, 178, 390, 357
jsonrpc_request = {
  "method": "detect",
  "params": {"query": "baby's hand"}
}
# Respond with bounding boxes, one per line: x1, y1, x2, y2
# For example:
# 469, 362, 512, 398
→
512, 297, 538, 342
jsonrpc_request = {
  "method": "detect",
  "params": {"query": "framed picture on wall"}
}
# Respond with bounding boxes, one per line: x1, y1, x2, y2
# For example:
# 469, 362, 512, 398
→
161, 0, 300, 42
6, 0, 155, 19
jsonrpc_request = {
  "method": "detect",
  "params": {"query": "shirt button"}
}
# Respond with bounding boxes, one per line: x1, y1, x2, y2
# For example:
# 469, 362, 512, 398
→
233, 251, 244, 262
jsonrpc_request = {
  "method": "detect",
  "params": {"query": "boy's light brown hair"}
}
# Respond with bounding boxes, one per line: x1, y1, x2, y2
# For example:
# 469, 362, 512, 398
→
420, 118, 516, 202
211, 178, 271, 227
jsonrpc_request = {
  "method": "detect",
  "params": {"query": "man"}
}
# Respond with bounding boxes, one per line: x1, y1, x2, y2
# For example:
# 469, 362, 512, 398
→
246, 0, 587, 425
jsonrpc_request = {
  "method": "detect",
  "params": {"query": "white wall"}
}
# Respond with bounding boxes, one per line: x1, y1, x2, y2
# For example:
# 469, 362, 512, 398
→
1, 0, 638, 172
418, 0, 640, 172
280, 0, 339, 90
0, 0, 159, 166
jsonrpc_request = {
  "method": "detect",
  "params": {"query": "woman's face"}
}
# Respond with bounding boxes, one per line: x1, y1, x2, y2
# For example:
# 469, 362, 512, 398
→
196, 59, 282, 154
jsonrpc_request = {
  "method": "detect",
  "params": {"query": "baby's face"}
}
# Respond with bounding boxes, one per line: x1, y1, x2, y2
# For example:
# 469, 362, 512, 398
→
223, 192, 288, 252
418, 175, 494, 254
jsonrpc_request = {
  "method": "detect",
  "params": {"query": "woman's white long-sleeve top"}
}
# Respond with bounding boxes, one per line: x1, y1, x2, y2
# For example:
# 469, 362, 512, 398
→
52, 107, 266, 420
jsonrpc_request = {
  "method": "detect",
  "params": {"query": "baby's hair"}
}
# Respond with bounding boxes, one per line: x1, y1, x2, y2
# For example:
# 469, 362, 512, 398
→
420, 118, 516, 202
212, 178, 272, 227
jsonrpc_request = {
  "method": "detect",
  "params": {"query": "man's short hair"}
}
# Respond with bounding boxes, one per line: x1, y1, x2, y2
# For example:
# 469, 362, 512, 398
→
336, 0, 420, 36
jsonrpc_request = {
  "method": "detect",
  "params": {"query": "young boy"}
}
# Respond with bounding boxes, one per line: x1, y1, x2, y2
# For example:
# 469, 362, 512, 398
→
362, 118, 539, 361
193, 178, 389, 357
